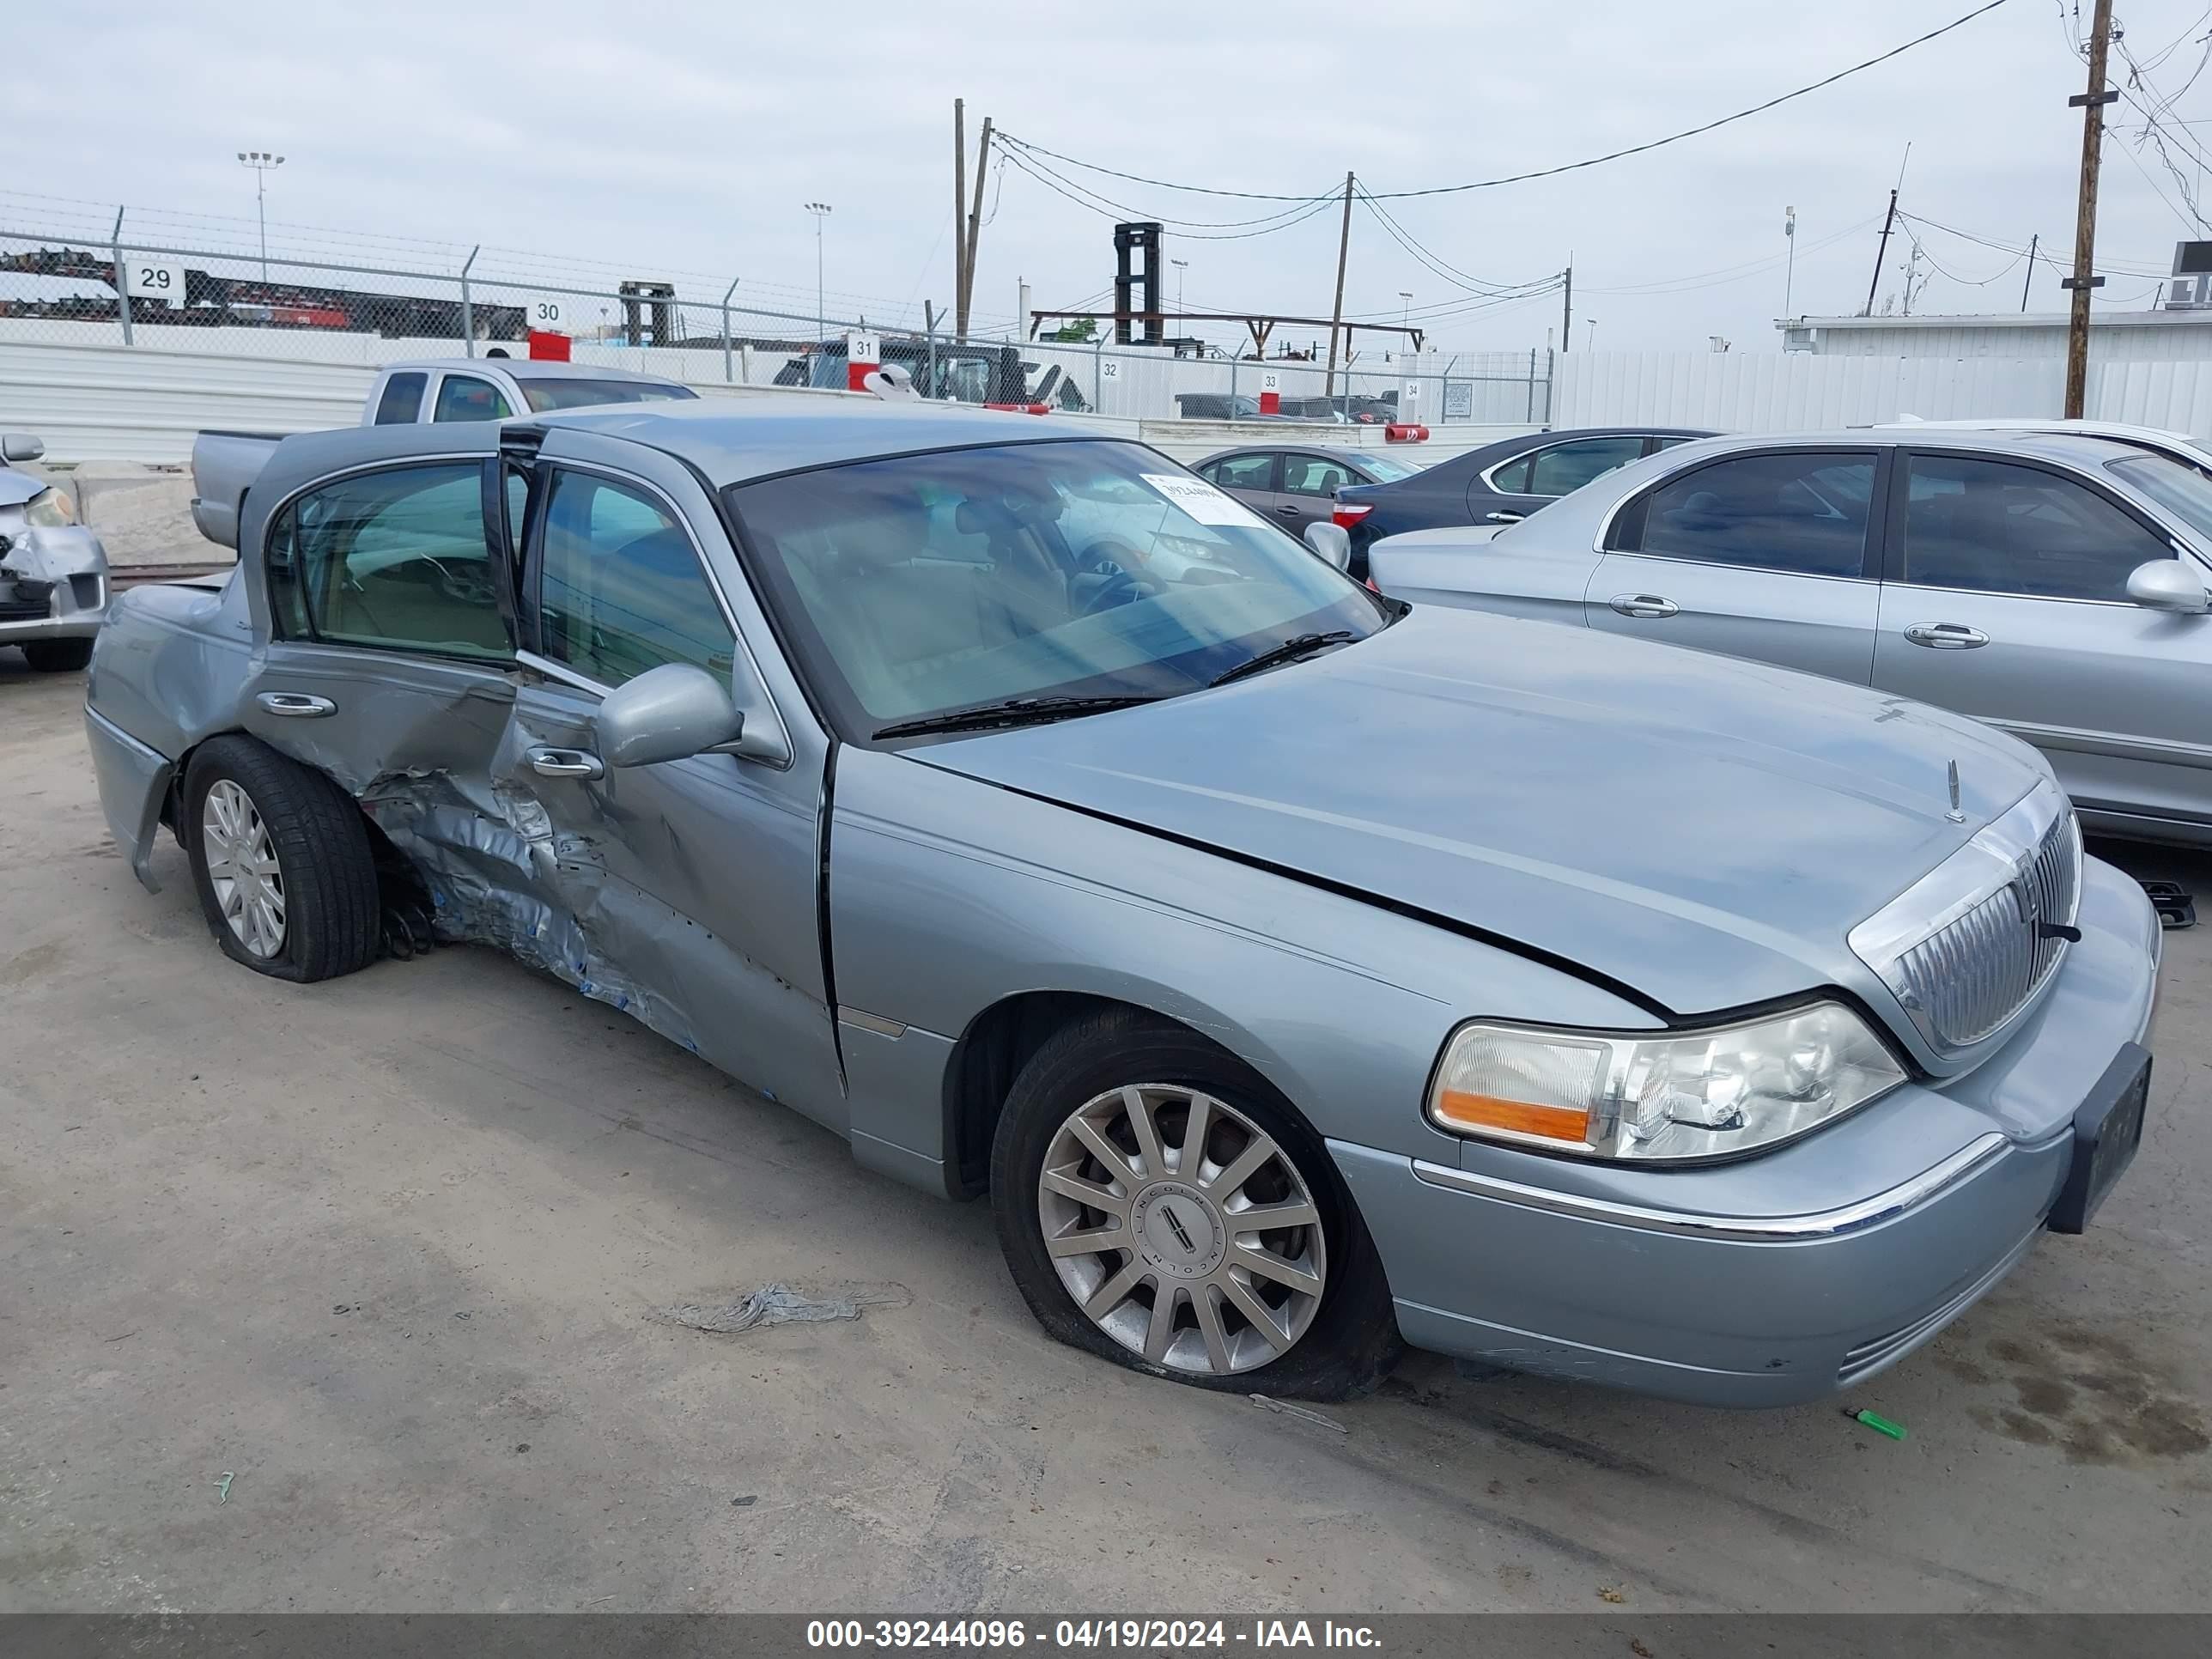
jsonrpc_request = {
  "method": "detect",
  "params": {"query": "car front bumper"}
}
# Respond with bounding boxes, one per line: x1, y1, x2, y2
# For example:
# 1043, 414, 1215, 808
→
0, 524, 108, 643
1331, 856, 2163, 1407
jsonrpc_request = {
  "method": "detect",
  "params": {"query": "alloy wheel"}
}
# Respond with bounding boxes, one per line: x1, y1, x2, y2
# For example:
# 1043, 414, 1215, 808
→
1036, 1083, 1328, 1376
202, 779, 286, 958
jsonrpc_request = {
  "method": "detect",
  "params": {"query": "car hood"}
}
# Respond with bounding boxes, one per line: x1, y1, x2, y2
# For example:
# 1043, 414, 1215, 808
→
912, 605, 2046, 1018
0, 467, 48, 509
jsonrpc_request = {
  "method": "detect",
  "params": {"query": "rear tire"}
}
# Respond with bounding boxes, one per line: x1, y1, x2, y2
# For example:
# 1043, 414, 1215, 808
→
22, 639, 94, 672
991, 1008, 1401, 1401
182, 736, 380, 982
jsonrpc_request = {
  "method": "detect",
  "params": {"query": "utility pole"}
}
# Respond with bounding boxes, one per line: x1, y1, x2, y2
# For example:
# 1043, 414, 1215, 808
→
952, 100, 968, 339
2065, 0, 2116, 419
1863, 190, 1899, 317
2021, 233, 2039, 312
959, 116, 994, 342
1323, 172, 1354, 398
1561, 263, 1573, 353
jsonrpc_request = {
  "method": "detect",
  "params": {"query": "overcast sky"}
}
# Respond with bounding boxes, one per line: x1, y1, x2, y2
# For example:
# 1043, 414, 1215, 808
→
13, 0, 2212, 358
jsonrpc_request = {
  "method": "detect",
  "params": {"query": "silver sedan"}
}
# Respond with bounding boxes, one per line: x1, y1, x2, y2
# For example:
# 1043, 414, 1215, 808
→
1370, 428, 2212, 847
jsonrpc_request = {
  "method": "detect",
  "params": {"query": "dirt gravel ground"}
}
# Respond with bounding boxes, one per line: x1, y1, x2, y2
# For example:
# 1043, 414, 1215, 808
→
2, 656, 2208, 1613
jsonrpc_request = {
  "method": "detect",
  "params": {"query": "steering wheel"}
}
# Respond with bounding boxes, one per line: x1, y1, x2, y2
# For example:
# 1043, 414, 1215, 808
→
1073, 538, 1156, 614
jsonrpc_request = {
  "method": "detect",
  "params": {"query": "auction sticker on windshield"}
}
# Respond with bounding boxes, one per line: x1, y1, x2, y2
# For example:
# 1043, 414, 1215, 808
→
1141, 473, 1271, 529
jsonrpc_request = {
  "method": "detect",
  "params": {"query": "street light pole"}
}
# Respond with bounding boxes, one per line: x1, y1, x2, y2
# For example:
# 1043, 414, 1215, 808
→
1170, 257, 1188, 319
236, 150, 285, 282
1784, 205, 1797, 319
805, 202, 833, 340
1586, 319, 1599, 351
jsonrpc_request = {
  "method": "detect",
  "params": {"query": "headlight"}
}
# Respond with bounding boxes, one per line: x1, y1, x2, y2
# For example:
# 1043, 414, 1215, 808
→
24, 488, 75, 528
1426, 1002, 1906, 1164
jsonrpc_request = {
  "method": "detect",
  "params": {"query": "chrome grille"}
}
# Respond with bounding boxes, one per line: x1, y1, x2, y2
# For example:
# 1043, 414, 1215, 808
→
1849, 782, 2082, 1058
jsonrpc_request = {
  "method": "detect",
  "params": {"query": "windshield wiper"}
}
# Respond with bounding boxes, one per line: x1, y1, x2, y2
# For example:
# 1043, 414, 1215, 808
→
872, 694, 1164, 740
1206, 630, 1357, 689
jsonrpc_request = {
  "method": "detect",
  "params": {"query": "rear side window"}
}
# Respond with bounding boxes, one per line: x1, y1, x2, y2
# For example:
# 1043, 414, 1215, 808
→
265, 462, 509, 660
372, 372, 426, 425
1624, 451, 1877, 578
1283, 456, 1354, 497
1525, 435, 1648, 497
516, 379, 700, 412
537, 471, 735, 687
1486, 453, 1533, 493
432, 375, 514, 422
1203, 453, 1277, 491
1901, 453, 2172, 601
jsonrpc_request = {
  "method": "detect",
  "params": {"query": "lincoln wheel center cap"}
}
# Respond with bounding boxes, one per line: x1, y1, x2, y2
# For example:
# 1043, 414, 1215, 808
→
1133, 1182, 1225, 1279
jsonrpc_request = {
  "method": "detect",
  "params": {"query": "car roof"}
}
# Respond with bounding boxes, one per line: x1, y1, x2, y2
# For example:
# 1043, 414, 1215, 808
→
534, 398, 1111, 485
1632, 427, 2166, 467
387, 357, 680, 383
1194, 443, 1382, 468
1868, 416, 2200, 445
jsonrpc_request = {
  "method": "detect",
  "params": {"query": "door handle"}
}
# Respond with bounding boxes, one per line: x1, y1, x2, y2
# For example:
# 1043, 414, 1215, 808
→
1607, 593, 1679, 619
1486, 511, 1525, 524
1275, 503, 1302, 516
1903, 622, 1990, 650
526, 745, 605, 780
254, 691, 337, 718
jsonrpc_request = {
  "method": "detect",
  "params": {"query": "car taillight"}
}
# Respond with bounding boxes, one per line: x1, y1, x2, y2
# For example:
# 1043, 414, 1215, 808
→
1332, 501, 1373, 531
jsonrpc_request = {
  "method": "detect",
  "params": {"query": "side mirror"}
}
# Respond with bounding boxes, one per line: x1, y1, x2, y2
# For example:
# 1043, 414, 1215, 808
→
2, 434, 45, 464
598, 664, 744, 768
2125, 558, 2210, 614
1304, 520, 1352, 572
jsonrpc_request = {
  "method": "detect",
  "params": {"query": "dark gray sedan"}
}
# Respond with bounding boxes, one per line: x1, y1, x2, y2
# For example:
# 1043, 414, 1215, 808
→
1193, 445, 1425, 542
1332, 426, 1717, 578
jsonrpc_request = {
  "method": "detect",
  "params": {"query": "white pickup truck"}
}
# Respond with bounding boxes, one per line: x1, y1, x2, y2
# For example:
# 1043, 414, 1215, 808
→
189, 357, 698, 548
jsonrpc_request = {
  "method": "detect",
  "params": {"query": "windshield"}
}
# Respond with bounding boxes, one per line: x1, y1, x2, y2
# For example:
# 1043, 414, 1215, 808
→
518, 379, 700, 412
2109, 451, 2212, 541
1360, 454, 1421, 483
726, 439, 1388, 740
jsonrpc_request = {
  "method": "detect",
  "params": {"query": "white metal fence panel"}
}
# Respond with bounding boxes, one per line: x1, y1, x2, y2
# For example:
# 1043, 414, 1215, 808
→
0, 340, 375, 464
1553, 351, 2077, 433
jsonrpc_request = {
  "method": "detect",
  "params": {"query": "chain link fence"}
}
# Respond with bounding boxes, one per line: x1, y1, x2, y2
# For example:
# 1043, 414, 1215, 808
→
1, 199, 1550, 424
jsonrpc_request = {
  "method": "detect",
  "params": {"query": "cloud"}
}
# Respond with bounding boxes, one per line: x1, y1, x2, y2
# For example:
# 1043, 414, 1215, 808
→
10, 0, 2199, 349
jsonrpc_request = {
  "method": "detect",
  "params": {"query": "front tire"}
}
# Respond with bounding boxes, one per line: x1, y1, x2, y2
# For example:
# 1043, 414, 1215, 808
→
182, 736, 380, 982
22, 639, 94, 672
990, 1009, 1401, 1400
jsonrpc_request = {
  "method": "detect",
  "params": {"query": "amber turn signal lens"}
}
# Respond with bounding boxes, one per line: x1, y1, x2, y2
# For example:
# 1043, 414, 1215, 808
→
1433, 1090, 1592, 1144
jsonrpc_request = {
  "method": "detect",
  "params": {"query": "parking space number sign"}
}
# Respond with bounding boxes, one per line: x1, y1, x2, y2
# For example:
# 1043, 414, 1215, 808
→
124, 256, 186, 308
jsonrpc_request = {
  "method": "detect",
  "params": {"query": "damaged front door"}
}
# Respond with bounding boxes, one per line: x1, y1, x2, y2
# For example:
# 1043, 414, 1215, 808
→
500, 450, 843, 1131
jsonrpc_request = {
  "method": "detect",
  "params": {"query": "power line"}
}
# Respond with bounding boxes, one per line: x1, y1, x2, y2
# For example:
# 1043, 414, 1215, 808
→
994, 140, 1338, 230
1583, 216, 1882, 295
1896, 208, 2170, 276
2109, 25, 2212, 230
1352, 187, 1555, 294
997, 2, 2014, 203
994, 146, 1343, 241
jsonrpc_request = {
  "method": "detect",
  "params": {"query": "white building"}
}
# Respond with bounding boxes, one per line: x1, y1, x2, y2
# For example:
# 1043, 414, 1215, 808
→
1779, 310, 2212, 362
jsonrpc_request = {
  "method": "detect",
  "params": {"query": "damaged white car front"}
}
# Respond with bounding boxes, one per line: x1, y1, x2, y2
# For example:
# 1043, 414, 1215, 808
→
0, 434, 108, 673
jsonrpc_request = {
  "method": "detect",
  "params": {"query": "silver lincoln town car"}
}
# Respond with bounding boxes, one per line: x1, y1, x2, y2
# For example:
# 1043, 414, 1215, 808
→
83, 400, 2160, 1406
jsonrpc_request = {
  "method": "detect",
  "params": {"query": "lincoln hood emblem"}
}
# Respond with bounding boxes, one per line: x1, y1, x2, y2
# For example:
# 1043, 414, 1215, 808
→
1946, 759, 1966, 823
